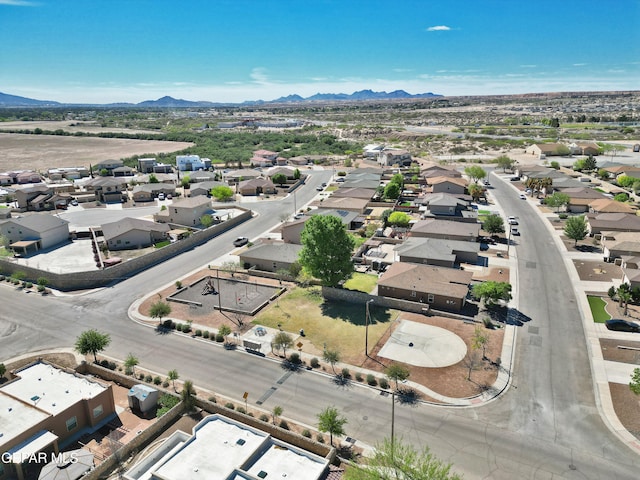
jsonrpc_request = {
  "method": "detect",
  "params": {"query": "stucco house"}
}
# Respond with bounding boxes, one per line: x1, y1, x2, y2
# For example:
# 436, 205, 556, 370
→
102, 217, 170, 250
417, 192, 477, 222
132, 183, 176, 202
601, 231, 640, 261
314, 196, 369, 214
94, 159, 124, 173
410, 218, 480, 242
84, 176, 128, 203
154, 196, 212, 226
524, 143, 566, 157
0, 213, 70, 253
330, 187, 376, 200
189, 181, 228, 197
14, 184, 54, 210
561, 187, 606, 213
377, 262, 472, 312
589, 198, 637, 214
621, 256, 640, 288
239, 241, 303, 272
281, 217, 307, 244
586, 213, 640, 236
427, 176, 467, 195
378, 148, 412, 167
394, 237, 479, 267
237, 178, 276, 196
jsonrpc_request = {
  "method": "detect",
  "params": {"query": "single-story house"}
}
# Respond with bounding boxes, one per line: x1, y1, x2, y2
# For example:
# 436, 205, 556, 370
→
281, 217, 307, 244
154, 196, 212, 226
313, 209, 362, 230
15, 171, 43, 184
238, 178, 276, 196
601, 165, 640, 179
410, 218, 480, 242
224, 169, 263, 184
377, 262, 473, 312
132, 183, 176, 202
428, 176, 467, 195
0, 213, 70, 253
394, 237, 479, 267
586, 212, 640, 236
239, 241, 303, 272
313, 196, 369, 214
112, 166, 136, 177
524, 143, 566, 157
266, 166, 297, 181
561, 187, 606, 213
102, 217, 170, 250
621, 256, 640, 288
601, 231, 640, 261
185, 170, 217, 183
421, 165, 462, 179
589, 198, 637, 214
189, 181, 229, 197
331, 187, 376, 200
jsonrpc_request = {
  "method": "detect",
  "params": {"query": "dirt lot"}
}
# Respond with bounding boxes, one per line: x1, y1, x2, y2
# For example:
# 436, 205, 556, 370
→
0, 133, 192, 172
572, 259, 621, 282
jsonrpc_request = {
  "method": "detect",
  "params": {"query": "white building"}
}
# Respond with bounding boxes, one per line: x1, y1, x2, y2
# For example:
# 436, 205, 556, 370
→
176, 155, 210, 171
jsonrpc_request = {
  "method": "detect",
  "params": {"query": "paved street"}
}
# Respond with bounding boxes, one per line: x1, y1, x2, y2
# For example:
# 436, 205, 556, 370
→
1, 169, 640, 478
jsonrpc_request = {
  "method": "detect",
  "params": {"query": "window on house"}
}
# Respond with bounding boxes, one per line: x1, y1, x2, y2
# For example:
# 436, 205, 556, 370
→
93, 405, 103, 418
427, 294, 435, 303
66, 416, 77, 431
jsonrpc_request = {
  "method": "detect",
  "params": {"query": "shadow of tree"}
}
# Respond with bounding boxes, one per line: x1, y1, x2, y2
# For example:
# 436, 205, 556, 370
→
483, 305, 531, 326
320, 300, 393, 326
395, 387, 422, 405
155, 325, 171, 335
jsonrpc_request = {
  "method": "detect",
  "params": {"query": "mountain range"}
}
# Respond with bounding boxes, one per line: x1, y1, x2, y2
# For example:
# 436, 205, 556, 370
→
0, 89, 441, 108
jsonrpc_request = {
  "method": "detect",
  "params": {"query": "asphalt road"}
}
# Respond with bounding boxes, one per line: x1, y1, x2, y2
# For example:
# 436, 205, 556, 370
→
2, 169, 639, 478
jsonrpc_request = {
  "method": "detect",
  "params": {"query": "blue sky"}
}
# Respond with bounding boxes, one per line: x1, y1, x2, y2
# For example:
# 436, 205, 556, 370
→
1, 0, 638, 103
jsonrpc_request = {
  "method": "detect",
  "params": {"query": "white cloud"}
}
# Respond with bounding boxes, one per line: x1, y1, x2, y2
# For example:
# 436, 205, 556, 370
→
250, 67, 270, 85
520, 65, 537, 68
572, 63, 588, 67
393, 68, 413, 73
427, 25, 451, 31
0, 0, 38, 5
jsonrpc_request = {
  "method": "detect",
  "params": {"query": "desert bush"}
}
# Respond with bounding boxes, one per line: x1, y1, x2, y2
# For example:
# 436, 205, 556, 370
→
145, 374, 153, 383
341, 368, 351, 379
260, 414, 269, 422
125, 366, 133, 376
302, 429, 312, 438
208, 396, 217, 403
203, 331, 210, 339
316, 434, 325, 443
138, 373, 145, 380
558, 213, 568, 219
195, 329, 202, 337
237, 407, 246, 414
162, 381, 170, 388
225, 402, 235, 410
367, 374, 377, 386
355, 372, 363, 382
216, 333, 224, 342
310, 357, 320, 368
482, 317, 494, 329
279, 420, 290, 430
170, 321, 177, 329
163, 319, 173, 329
153, 376, 162, 385
379, 378, 389, 389
108, 361, 116, 370
176, 323, 184, 332
288, 352, 301, 364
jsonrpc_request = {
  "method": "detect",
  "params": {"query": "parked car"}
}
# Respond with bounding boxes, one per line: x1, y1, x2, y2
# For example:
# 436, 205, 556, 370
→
158, 193, 165, 201
511, 227, 520, 235
510, 176, 520, 181
336, 177, 345, 182
508, 216, 518, 225
316, 186, 324, 191
233, 237, 249, 247
605, 319, 640, 333
70, 199, 78, 206
293, 213, 304, 220
519, 193, 526, 200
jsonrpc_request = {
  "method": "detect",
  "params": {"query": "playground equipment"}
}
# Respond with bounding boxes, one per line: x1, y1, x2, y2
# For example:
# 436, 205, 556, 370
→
201, 278, 218, 295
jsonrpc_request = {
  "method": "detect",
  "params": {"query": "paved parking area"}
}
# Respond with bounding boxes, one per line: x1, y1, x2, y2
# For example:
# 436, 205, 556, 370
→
12, 239, 97, 273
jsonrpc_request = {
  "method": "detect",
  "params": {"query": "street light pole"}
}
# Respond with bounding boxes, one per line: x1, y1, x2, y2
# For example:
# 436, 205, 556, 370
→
365, 299, 374, 356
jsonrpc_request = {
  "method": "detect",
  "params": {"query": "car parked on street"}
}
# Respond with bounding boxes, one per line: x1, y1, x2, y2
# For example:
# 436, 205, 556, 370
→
233, 237, 249, 247
508, 216, 518, 225
605, 319, 640, 333
519, 193, 526, 200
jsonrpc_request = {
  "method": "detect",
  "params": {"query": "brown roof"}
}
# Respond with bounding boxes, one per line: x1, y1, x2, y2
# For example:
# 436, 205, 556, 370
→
589, 199, 637, 213
170, 196, 212, 209
411, 219, 480, 237
331, 187, 375, 199
428, 176, 468, 187
378, 262, 472, 298
562, 187, 605, 199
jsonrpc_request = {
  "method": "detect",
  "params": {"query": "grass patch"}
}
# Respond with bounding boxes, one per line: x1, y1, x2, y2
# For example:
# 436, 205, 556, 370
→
0, 247, 11, 257
343, 273, 378, 293
154, 240, 171, 248
254, 286, 398, 364
478, 209, 491, 215
588, 295, 611, 323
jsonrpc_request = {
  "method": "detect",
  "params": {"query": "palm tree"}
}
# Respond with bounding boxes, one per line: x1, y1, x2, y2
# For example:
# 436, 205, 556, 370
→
124, 353, 139, 376
181, 380, 196, 412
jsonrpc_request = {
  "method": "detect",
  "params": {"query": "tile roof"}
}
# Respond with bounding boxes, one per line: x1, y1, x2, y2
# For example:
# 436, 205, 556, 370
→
378, 262, 472, 298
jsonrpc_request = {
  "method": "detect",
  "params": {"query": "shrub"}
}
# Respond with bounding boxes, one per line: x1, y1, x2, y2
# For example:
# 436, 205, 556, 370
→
100, 359, 109, 368
225, 402, 235, 410
176, 323, 184, 332
162, 381, 170, 388
175, 280, 182, 289
355, 372, 363, 382
25, 282, 33, 289
145, 374, 153, 383
195, 329, 202, 337
316, 434, 325, 443
138, 373, 145, 380
558, 213, 568, 219
260, 414, 269, 422
302, 429, 312, 438
216, 333, 225, 342
125, 366, 134, 376
379, 378, 389, 389
108, 362, 116, 370
208, 396, 217, 403
203, 331, 210, 339
153, 376, 162, 385
170, 321, 177, 330
237, 407, 246, 414
279, 420, 290, 430
366, 374, 377, 386
310, 357, 320, 368
482, 317, 494, 329
341, 368, 351, 379
163, 319, 173, 329
289, 353, 301, 364
182, 324, 191, 334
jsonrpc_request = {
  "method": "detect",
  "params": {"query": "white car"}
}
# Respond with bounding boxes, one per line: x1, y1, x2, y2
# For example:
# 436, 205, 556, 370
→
508, 216, 518, 225
519, 193, 526, 200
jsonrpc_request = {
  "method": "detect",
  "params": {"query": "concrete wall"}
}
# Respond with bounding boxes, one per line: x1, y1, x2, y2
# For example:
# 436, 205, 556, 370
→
0, 208, 252, 291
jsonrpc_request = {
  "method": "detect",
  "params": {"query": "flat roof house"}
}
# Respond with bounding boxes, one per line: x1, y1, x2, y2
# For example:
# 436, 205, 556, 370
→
0, 361, 115, 480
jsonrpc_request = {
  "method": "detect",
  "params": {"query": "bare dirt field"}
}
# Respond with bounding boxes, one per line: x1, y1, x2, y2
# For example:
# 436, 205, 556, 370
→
0, 133, 193, 172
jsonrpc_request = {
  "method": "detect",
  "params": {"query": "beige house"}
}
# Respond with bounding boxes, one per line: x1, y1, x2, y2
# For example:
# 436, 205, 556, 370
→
586, 212, 640, 236
281, 218, 307, 244
239, 241, 303, 272
589, 198, 637, 214
0, 213, 70, 253
237, 178, 276, 196
410, 218, 480, 242
428, 176, 467, 195
102, 217, 170, 250
602, 231, 640, 261
378, 262, 472, 312
154, 196, 212, 226
378, 148, 412, 167
524, 143, 566, 157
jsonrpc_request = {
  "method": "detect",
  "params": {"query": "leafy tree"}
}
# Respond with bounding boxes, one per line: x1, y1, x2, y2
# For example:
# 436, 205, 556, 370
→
343, 437, 462, 480
323, 348, 341, 376
75, 329, 111, 363
495, 155, 515, 173
563, 215, 588, 246
124, 353, 139, 375
383, 182, 401, 200
272, 331, 294, 358
472, 326, 489, 360
168, 369, 179, 391
630, 368, 640, 395
380, 209, 393, 227
390, 173, 404, 188
149, 173, 159, 183
271, 173, 288, 187
150, 300, 171, 324
200, 214, 214, 228
544, 192, 570, 212
472, 281, 512, 307
464, 166, 486, 182
100, 168, 109, 176
272, 405, 283, 425
387, 211, 411, 228
597, 168, 610, 180
317, 406, 348, 446
467, 183, 484, 202
299, 215, 355, 286
483, 214, 505, 235
181, 380, 196, 412
583, 155, 597, 172
617, 175, 640, 188
385, 363, 410, 390
0, 363, 6, 379
293, 168, 301, 180
549, 161, 560, 170
550, 117, 560, 128
211, 185, 234, 201
614, 192, 629, 202
218, 324, 232, 344
180, 175, 191, 188
617, 283, 633, 315
554, 145, 570, 156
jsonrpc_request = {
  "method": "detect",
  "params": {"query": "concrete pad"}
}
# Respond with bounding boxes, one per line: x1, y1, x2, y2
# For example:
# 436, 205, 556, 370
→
604, 360, 639, 384
378, 320, 467, 368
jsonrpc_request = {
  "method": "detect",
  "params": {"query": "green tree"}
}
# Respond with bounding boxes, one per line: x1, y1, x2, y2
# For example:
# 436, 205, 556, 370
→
149, 173, 159, 183
181, 379, 196, 412
168, 369, 179, 392
563, 215, 588, 246
387, 211, 411, 228
317, 406, 348, 446
180, 175, 191, 189
583, 155, 597, 171
218, 324, 232, 344
495, 155, 515, 173
385, 363, 410, 390
467, 183, 484, 202
472, 326, 489, 360
597, 168, 609, 180
630, 368, 640, 395
293, 168, 301, 180
617, 283, 633, 315
272, 405, 283, 425
544, 192, 570, 212
150, 300, 171, 324
75, 329, 111, 363
390, 173, 404, 188
299, 215, 355, 286
549, 161, 560, 170
124, 353, 139, 375
472, 281, 512, 308
483, 214, 505, 235
271, 173, 287, 187
272, 331, 294, 358
0, 363, 6, 379
383, 182, 401, 200
200, 214, 214, 228
617, 175, 639, 188
323, 348, 341, 376
343, 437, 462, 480
211, 185, 234, 201
464, 166, 486, 182
554, 145, 570, 156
